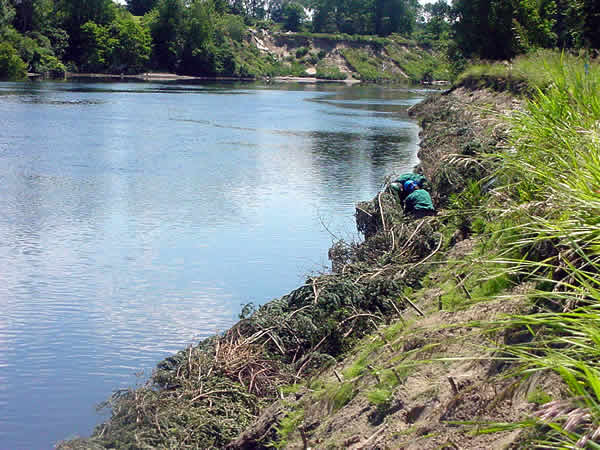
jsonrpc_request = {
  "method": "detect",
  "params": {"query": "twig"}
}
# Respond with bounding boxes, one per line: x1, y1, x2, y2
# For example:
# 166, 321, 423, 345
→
401, 295, 425, 317
448, 376, 459, 395
388, 298, 403, 319
355, 206, 373, 217
455, 273, 472, 299
339, 313, 382, 326
378, 192, 387, 232
295, 333, 330, 378
334, 370, 344, 383
411, 232, 443, 270
249, 367, 270, 394
343, 326, 355, 338
318, 215, 340, 241
287, 305, 312, 321
358, 425, 386, 449
312, 278, 323, 305
400, 220, 426, 251
190, 389, 233, 403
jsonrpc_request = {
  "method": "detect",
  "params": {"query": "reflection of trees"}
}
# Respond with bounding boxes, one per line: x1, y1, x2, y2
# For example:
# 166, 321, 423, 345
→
308, 125, 417, 197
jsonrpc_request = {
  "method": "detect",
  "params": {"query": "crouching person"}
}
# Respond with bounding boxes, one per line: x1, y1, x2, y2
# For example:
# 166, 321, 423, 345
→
403, 180, 436, 218
390, 173, 427, 207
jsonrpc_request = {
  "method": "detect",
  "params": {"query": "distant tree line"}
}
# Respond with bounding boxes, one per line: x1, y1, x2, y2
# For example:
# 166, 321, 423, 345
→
0, 0, 599, 80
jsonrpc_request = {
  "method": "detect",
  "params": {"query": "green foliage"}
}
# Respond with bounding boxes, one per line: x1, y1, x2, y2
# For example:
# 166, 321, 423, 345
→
273, 409, 304, 449
527, 387, 552, 405
281, 2, 306, 32
367, 388, 392, 405
0, 41, 26, 79
454, 51, 600, 447
1, 26, 66, 75
220, 14, 246, 42
126, 0, 159, 16
315, 61, 347, 80
80, 15, 150, 73
385, 43, 449, 82
450, 0, 599, 60
295, 46, 308, 58
0, 0, 15, 31
340, 48, 393, 81
330, 382, 356, 411
56, 0, 118, 63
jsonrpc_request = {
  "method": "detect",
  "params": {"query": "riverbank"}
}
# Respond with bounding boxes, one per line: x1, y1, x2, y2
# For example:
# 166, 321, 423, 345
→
59, 50, 600, 449
61, 72, 361, 84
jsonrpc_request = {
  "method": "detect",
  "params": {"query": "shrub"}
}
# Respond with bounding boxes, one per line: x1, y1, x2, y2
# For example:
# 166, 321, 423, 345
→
0, 42, 26, 80
295, 46, 308, 58
315, 62, 346, 80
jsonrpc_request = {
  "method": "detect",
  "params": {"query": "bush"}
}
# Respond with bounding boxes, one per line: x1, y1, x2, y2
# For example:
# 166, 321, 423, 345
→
0, 42, 26, 80
307, 52, 319, 65
220, 14, 246, 42
315, 62, 347, 80
295, 46, 308, 58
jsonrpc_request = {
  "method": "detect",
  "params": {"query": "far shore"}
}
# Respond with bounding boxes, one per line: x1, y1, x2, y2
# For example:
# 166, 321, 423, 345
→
57, 72, 361, 84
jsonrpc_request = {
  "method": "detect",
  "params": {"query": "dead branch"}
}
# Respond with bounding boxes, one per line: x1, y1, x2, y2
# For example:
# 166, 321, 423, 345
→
411, 232, 443, 270
355, 206, 373, 217
401, 295, 425, 317
357, 425, 386, 449
378, 192, 387, 232
339, 312, 383, 326
190, 389, 233, 404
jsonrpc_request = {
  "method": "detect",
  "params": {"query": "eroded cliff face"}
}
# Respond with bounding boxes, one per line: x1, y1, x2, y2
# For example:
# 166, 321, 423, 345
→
247, 29, 444, 82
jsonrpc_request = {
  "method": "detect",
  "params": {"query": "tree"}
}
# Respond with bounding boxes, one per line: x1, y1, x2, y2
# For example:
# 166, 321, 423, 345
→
149, 0, 184, 70
55, 0, 117, 64
80, 13, 151, 73
416, 0, 452, 43
112, 14, 151, 72
0, 0, 15, 30
583, 0, 600, 48
311, 0, 377, 35
375, 0, 417, 36
453, 0, 556, 60
126, 0, 159, 16
281, 2, 305, 31
179, 0, 215, 74
12, 0, 54, 33
0, 41, 27, 79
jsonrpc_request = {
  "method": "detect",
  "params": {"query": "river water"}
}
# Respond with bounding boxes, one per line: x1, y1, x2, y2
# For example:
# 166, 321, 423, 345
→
0, 80, 426, 449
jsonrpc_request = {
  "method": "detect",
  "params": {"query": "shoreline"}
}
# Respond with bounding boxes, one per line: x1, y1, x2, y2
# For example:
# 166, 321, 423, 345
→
61, 72, 361, 84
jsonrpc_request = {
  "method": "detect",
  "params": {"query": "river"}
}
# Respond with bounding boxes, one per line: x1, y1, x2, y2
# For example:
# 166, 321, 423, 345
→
0, 80, 426, 449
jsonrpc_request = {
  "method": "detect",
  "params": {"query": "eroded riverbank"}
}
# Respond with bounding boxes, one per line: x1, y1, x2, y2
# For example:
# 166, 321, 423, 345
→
57, 80, 527, 449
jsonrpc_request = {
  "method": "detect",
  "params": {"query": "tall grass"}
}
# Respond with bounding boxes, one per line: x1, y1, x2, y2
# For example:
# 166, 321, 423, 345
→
475, 52, 600, 446
457, 49, 597, 94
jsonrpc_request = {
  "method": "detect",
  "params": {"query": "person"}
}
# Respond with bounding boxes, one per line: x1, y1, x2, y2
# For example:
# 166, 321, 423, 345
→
390, 173, 427, 207
403, 180, 436, 218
